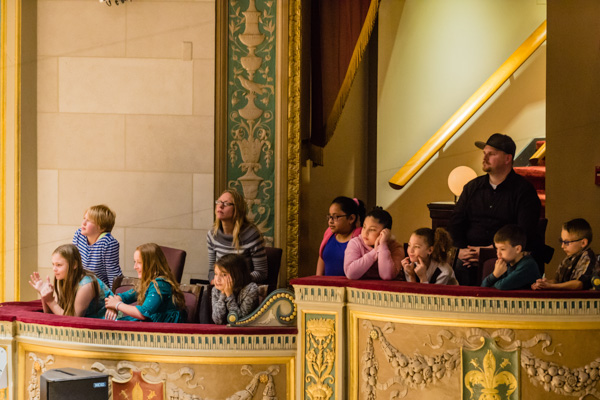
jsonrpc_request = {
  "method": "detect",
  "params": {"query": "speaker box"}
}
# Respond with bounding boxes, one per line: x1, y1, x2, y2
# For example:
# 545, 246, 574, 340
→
40, 368, 109, 400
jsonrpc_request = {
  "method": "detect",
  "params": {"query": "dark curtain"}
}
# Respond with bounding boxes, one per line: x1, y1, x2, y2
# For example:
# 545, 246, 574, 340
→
310, 0, 378, 164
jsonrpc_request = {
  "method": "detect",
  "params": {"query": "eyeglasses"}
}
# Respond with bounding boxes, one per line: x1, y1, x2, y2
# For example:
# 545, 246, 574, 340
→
326, 214, 348, 222
558, 238, 584, 246
215, 200, 234, 207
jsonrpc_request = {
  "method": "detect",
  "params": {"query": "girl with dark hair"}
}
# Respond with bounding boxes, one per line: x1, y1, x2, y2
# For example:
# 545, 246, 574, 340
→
402, 228, 458, 285
105, 243, 187, 322
207, 190, 268, 284
316, 196, 366, 276
211, 254, 259, 324
29, 244, 112, 318
344, 207, 405, 280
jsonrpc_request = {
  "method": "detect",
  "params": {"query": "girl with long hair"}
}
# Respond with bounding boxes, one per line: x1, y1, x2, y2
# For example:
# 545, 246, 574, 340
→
105, 243, 187, 322
207, 190, 267, 284
29, 244, 112, 318
402, 227, 458, 285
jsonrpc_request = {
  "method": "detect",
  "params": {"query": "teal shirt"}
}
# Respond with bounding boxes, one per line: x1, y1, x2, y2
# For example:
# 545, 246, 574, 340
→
78, 275, 113, 318
118, 278, 186, 323
481, 254, 541, 290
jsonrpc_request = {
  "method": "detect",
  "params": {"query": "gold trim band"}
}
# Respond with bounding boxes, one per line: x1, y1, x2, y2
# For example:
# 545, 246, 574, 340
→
1, 0, 7, 303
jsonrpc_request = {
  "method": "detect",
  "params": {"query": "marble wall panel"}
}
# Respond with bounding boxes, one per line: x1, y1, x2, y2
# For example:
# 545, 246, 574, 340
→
193, 58, 215, 116
37, 224, 126, 276
37, 224, 80, 268
38, 113, 125, 170
37, 57, 58, 113
193, 173, 214, 230
37, 0, 127, 57
58, 57, 193, 115
57, 170, 193, 229
125, 1, 215, 59
125, 115, 213, 173
123, 227, 208, 281
38, 170, 59, 225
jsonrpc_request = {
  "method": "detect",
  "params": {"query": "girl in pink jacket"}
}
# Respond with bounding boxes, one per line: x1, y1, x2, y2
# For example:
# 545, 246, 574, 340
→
344, 207, 405, 280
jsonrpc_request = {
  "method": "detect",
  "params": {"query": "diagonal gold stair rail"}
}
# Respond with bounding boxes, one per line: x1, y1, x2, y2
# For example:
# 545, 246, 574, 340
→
529, 141, 546, 165
389, 21, 547, 189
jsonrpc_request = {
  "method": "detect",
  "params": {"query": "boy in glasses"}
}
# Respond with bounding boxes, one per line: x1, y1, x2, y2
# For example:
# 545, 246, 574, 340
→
481, 224, 541, 290
532, 218, 598, 290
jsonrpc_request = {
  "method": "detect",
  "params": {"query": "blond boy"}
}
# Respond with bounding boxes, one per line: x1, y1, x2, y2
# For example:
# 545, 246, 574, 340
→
72, 205, 122, 288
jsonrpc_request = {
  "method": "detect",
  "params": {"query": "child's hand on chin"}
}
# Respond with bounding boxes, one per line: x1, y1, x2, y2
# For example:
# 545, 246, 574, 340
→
402, 257, 415, 276
414, 256, 428, 281
493, 259, 508, 278
223, 275, 234, 297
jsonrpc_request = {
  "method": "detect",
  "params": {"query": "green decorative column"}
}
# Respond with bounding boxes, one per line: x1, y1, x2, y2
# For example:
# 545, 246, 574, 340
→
227, 0, 276, 244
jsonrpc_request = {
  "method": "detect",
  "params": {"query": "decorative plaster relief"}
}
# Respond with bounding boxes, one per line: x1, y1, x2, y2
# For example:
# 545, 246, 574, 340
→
360, 322, 600, 400
227, 0, 277, 244
305, 317, 336, 400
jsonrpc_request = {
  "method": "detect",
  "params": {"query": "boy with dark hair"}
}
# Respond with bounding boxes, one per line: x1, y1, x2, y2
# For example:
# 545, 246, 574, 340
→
532, 218, 598, 290
481, 224, 541, 290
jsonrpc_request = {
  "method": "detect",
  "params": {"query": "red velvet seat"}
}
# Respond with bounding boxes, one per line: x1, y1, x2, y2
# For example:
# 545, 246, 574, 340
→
159, 245, 186, 283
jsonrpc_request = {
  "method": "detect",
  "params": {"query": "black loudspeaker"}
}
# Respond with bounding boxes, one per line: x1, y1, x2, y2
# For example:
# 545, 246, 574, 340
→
40, 368, 109, 400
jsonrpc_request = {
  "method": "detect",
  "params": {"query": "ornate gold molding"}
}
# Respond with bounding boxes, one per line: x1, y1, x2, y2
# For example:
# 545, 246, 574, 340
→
305, 317, 335, 399
18, 343, 295, 400
286, 0, 302, 281
0, 0, 7, 303
15, 322, 296, 351
14, 0, 21, 302
347, 287, 600, 317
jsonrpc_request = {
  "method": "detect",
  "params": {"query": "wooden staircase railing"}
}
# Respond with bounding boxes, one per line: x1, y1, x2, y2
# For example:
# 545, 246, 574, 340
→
389, 21, 547, 189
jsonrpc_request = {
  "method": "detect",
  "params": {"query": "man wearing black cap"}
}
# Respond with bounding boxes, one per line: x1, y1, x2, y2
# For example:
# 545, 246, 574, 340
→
447, 133, 543, 286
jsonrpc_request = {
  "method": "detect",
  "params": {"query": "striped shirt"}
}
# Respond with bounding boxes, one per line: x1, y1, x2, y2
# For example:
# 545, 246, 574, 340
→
72, 229, 122, 288
207, 224, 268, 283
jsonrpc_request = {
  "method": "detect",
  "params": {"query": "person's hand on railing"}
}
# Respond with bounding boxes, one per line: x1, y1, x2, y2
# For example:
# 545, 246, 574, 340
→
104, 308, 118, 320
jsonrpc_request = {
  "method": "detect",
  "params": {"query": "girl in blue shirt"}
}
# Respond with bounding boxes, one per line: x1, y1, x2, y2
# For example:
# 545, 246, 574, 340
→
29, 244, 112, 318
316, 196, 366, 276
105, 243, 186, 323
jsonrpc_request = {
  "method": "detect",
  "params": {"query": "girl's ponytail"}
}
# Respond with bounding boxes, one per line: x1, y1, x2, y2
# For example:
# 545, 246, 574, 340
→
355, 199, 366, 227
331, 196, 366, 229
431, 228, 453, 263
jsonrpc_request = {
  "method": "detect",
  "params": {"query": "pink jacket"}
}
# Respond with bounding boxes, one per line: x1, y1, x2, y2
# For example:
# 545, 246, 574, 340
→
319, 227, 362, 258
344, 236, 405, 280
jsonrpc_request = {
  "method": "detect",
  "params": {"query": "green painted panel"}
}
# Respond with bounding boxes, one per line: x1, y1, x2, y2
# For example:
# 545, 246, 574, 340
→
227, 0, 276, 244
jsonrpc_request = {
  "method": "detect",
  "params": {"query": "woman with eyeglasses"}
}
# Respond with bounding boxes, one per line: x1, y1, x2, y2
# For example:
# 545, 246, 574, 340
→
316, 196, 366, 276
207, 190, 268, 284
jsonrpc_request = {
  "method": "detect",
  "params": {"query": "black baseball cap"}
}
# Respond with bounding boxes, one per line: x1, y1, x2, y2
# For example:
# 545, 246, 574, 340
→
475, 133, 516, 158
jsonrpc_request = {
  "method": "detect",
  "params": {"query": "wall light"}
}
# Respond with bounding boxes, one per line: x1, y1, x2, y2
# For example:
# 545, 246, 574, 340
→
447, 166, 477, 201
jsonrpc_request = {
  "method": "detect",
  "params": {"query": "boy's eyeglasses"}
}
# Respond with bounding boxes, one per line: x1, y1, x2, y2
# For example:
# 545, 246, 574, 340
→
215, 200, 234, 207
326, 214, 347, 222
558, 238, 584, 246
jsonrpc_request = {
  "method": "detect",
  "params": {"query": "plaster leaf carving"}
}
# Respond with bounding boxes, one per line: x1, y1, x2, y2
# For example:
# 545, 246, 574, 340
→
227, 364, 280, 400
522, 351, 600, 399
27, 353, 54, 400
425, 328, 559, 356
361, 323, 460, 399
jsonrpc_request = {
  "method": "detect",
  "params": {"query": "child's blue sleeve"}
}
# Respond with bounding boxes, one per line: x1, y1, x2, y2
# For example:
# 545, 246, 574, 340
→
136, 280, 172, 318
